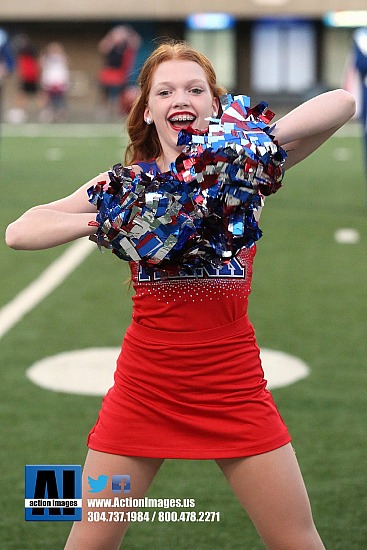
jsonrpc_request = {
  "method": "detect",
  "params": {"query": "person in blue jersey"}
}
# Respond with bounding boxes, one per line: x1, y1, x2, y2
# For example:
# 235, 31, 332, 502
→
0, 28, 14, 132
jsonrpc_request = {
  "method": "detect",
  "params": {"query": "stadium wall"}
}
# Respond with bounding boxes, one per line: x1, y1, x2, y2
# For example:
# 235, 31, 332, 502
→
0, 0, 366, 20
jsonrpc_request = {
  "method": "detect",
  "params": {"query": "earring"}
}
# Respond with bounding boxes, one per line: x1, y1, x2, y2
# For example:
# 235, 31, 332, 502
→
145, 117, 153, 125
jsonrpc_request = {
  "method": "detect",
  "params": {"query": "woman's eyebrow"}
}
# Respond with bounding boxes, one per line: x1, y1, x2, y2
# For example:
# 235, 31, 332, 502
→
153, 78, 207, 89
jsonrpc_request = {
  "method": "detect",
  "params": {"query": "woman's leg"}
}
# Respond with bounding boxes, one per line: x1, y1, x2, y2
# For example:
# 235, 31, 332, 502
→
65, 449, 164, 550
216, 443, 325, 550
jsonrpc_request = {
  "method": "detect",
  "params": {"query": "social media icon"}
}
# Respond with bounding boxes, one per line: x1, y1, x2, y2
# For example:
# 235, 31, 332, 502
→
87, 475, 109, 493
112, 475, 131, 494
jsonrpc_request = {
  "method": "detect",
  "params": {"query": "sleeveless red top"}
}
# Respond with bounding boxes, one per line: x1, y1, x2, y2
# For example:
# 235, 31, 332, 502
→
129, 246, 256, 332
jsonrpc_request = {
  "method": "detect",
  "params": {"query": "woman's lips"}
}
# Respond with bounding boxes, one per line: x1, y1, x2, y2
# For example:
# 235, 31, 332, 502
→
169, 121, 193, 131
168, 112, 196, 131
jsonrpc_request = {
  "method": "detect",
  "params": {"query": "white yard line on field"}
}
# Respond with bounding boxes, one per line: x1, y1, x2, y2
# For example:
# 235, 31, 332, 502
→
0, 238, 95, 341
2, 123, 125, 138
1, 121, 362, 139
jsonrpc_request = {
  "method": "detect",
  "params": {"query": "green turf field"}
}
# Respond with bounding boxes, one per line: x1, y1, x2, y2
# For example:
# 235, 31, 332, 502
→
0, 124, 366, 549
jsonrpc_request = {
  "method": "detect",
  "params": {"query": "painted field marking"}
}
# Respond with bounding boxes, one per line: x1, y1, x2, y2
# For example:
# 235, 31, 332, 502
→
0, 238, 95, 341
334, 228, 361, 244
26, 347, 310, 396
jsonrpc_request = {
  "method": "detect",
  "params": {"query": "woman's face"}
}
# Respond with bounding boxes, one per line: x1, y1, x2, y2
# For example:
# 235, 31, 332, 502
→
144, 59, 219, 171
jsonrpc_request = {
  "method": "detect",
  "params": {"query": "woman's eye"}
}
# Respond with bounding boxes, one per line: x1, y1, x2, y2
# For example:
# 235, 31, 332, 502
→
190, 88, 203, 95
158, 90, 170, 97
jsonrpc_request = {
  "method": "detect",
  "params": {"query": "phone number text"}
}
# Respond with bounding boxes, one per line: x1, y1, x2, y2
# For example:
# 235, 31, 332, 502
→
87, 510, 220, 523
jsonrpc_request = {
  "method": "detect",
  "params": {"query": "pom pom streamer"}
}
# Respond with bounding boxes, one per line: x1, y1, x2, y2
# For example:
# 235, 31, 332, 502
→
88, 94, 287, 273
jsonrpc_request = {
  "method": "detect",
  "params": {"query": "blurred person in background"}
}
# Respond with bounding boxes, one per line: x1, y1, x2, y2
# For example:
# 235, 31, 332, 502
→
39, 42, 69, 122
344, 27, 367, 190
7, 33, 40, 123
352, 28, 367, 187
0, 28, 15, 126
98, 25, 142, 118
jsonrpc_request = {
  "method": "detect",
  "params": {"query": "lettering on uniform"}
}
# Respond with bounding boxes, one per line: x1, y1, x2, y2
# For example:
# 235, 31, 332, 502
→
138, 256, 245, 282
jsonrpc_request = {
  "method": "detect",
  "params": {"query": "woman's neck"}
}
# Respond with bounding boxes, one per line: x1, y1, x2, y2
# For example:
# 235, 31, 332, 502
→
157, 145, 184, 173
155, 156, 171, 173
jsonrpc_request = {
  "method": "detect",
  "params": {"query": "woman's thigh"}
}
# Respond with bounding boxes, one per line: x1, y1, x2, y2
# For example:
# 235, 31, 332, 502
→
216, 443, 325, 550
65, 449, 164, 550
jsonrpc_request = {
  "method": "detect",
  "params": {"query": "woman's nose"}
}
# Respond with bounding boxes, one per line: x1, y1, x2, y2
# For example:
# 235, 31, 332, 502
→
172, 90, 189, 108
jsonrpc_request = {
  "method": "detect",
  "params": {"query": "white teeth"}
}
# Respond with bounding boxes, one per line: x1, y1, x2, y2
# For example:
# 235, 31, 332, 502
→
170, 115, 195, 122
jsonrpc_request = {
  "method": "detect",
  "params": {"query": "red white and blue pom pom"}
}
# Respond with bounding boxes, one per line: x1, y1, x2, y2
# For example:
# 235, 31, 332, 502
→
88, 94, 287, 273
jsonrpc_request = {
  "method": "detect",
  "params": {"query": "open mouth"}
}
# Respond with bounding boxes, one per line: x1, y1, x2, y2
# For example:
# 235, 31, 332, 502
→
168, 113, 196, 131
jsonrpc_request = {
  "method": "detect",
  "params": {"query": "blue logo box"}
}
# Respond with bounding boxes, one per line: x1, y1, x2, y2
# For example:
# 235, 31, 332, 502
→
25, 465, 82, 521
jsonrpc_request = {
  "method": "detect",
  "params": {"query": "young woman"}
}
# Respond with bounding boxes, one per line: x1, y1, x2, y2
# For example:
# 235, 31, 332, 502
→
6, 41, 355, 549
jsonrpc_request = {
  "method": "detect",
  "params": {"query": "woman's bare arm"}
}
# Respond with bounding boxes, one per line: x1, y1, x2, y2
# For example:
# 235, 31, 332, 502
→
5, 172, 110, 250
273, 89, 356, 170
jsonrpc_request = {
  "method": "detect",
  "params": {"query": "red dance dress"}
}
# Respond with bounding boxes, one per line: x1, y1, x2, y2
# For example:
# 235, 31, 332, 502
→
87, 243, 291, 459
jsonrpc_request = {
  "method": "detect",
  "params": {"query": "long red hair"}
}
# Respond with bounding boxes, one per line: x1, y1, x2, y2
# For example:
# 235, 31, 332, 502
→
124, 40, 227, 165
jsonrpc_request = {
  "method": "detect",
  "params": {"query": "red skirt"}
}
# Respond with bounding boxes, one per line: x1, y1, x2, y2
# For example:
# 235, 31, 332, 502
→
87, 315, 291, 459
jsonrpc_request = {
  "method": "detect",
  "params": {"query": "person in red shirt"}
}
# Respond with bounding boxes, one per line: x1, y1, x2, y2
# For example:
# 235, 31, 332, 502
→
17, 35, 39, 95
6, 41, 355, 550
6, 33, 40, 123
98, 25, 141, 118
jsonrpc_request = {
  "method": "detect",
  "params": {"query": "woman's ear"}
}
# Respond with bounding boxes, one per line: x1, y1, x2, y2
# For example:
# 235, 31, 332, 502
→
212, 97, 220, 117
144, 107, 152, 124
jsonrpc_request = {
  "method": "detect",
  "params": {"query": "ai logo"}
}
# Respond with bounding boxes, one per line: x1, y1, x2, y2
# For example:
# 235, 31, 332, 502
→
25, 465, 82, 521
